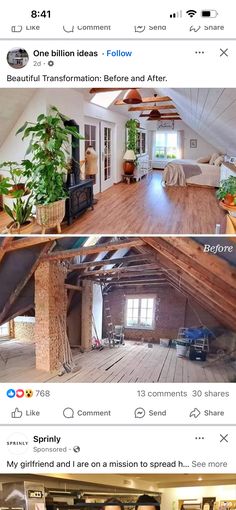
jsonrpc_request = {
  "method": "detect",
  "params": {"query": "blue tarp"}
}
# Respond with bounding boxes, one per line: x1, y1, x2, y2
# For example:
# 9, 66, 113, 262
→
182, 327, 214, 340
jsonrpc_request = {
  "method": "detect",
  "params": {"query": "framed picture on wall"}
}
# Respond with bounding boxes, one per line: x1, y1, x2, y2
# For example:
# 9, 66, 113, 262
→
190, 138, 197, 148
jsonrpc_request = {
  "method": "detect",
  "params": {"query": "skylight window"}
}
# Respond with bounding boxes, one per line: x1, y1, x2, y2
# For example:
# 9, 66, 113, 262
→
83, 235, 102, 247
90, 90, 120, 108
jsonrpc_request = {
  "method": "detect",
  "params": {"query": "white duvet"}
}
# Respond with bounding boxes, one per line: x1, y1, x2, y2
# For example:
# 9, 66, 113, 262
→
162, 158, 221, 187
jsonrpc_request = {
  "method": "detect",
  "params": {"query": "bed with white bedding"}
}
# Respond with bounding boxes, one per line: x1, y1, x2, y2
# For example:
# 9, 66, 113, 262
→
162, 158, 221, 187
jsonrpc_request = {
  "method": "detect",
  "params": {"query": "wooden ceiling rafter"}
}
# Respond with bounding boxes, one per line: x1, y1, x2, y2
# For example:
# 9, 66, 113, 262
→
114, 95, 172, 105
141, 238, 236, 329
147, 117, 182, 121
129, 105, 176, 111
68, 254, 154, 272
0, 241, 56, 325
142, 237, 236, 303
78, 263, 162, 278
43, 239, 145, 261
167, 274, 236, 331
0, 236, 59, 254
159, 237, 236, 293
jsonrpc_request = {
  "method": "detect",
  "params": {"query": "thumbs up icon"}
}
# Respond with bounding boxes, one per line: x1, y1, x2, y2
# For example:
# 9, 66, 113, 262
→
11, 408, 23, 419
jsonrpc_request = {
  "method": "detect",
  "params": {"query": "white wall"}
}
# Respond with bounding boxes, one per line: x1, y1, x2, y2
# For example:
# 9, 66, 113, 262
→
0, 90, 47, 172
160, 484, 236, 510
92, 283, 103, 340
0, 89, 135, 187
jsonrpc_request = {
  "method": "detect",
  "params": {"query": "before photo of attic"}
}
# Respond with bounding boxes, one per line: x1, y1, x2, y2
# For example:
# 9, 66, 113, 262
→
0, 235, 235, 384
0, 88, 236, 235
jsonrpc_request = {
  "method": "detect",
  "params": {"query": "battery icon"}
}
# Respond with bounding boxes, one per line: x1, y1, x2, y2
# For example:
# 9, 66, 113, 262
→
201, 10, 218, 17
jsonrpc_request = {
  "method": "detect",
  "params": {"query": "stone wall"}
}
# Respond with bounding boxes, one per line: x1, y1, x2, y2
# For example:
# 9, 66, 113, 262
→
34, 260, 68, 372
14, 318, 35, 343
104, 285, 222, 342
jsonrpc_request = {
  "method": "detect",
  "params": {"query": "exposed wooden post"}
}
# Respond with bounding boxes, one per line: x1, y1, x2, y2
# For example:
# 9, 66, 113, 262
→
81, 280, 93, 351
34, 260, 67, 372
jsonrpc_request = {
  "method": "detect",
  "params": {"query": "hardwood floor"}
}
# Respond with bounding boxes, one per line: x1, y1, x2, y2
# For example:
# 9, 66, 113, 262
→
0, 172, 226, 235
0, 339, 234, 383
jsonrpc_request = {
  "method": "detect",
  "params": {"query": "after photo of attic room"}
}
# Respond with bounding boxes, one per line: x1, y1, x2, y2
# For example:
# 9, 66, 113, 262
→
0, 88, 236, 235
0, 235, 235, 384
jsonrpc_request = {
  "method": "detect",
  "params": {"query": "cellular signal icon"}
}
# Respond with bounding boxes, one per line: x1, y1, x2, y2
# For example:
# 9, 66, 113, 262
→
170, 10, 182, 18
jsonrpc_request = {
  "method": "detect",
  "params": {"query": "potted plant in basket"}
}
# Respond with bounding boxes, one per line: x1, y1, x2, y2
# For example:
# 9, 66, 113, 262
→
17, 106, 83, 234
0, 183, 33, 234
0, 163, 33, 233
216, 176, 236, 217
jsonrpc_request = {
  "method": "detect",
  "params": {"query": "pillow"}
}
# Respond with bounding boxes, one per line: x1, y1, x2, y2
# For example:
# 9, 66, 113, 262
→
197, 155, 211, 163
214, 155, 224, 166
209, 153, 220, 165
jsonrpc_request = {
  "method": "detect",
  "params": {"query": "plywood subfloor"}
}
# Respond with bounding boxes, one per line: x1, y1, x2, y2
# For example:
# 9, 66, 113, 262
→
0, 172, 226, 235
0, 340, 235, 383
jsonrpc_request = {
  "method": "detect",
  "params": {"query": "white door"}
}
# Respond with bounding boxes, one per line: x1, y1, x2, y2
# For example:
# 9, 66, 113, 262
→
84, 119, 100, 195
100, 122, 114, 192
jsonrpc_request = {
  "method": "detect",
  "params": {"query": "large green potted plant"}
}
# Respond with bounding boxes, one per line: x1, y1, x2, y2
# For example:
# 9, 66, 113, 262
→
17, 106, 83, 233
123, 119, 139, 175
216, 175, 236, 217
0, 162, 33, 233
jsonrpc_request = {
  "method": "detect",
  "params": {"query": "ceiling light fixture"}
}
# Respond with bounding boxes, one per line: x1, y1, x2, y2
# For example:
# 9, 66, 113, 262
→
123, 89, 142, 104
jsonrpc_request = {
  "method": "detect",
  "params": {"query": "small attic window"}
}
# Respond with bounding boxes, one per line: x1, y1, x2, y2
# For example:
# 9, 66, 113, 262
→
125, 296, 156, 330
90, 90, 120, 108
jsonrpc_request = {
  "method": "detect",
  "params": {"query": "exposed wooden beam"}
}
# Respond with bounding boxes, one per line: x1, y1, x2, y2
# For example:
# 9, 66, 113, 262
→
65, 284, 83, 292
114, 96, 172, 105
68, 254, 153, 271
107, 282, 167, 287
0, 242, 55, 325
147, 117, 181, 121
168, 275, 236, 331
79, 263, 161, 277
89, 88, 127, 93
161, 237, 236, 294
142, 237, 236, 304
44, 239, 144, 261
2, 236, 59, 253
129, 105, 176, 111
140, 112, 179, 118
3, 305, 35, 325
1, 237, 14, 249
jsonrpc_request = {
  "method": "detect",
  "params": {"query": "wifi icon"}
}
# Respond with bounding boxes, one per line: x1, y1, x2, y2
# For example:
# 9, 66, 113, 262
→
186, 9, 197, 17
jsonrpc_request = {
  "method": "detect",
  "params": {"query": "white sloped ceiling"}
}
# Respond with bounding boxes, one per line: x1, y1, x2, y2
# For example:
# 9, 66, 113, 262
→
158, 88, 236, 155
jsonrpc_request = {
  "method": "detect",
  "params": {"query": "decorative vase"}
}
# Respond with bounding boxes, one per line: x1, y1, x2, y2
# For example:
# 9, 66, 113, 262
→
123, 161, 135, 175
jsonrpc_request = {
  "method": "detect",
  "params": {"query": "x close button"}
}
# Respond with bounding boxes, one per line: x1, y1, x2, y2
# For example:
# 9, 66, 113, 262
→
220, 48, 229, 57
220, 434, 229, 443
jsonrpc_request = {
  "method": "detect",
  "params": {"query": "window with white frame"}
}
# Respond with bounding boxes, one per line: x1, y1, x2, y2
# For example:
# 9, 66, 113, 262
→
155, 131, 178, 159
125, 296, 156, 329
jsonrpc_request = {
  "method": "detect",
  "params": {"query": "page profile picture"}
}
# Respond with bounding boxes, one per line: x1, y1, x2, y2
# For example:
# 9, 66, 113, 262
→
7, 47, 29, 68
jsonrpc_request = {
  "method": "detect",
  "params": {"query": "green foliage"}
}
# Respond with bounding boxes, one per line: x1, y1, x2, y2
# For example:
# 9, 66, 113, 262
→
17, 106, 84, 205
0, 161, 25, 185
4, 194, 33, 227
126, 119, 139, 154
216, 176, 236, 204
